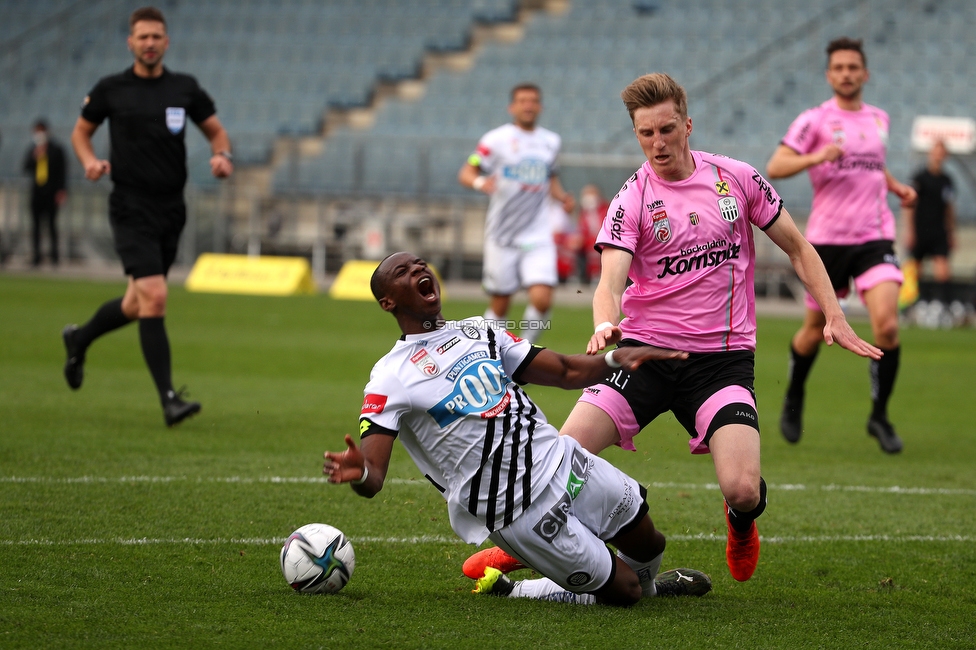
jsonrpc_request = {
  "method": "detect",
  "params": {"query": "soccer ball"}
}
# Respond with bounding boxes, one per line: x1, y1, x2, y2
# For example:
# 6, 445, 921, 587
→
280, 523, 355, 594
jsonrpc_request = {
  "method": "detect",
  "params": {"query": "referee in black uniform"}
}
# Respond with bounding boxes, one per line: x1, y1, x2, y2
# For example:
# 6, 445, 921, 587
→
64, 6, 233, 426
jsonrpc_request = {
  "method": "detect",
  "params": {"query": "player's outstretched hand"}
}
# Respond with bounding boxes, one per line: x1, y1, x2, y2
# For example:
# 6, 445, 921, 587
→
612, 345, 688, 370
323, 434, 366, 484
823, 316, 882, 360
587, 323, 622, 354
892, 182, 917, 208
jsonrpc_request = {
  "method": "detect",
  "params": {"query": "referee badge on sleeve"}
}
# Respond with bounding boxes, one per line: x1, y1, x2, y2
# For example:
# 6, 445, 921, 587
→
166, 107, 186, 134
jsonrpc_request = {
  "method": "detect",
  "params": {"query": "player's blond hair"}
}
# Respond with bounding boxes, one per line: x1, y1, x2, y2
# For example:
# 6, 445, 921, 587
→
621, 73, 687, 123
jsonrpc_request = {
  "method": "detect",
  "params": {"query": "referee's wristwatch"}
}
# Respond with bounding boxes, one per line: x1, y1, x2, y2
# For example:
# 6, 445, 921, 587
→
216, 150, 233, 161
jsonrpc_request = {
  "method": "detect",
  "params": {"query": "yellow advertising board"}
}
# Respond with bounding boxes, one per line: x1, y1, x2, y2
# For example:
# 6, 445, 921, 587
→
185, 254, 316, 296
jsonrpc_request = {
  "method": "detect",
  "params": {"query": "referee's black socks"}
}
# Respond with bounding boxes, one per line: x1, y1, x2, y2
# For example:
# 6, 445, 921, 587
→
727, 477, 767, 533
870, 345, 900, 422
76, 297, 132, 349
138, 317, 173, 402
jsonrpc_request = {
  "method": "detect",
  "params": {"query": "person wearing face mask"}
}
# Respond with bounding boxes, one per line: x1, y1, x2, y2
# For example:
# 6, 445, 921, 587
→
22, 119, 67, 267
578, 185, 610, 284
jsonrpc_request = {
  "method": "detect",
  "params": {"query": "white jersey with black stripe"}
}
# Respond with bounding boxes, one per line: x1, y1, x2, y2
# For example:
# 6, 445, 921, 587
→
358, 319, 564, 544
472, 123, 562, 248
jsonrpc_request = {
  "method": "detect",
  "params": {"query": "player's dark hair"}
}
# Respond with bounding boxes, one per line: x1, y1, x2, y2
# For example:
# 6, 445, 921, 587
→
621, 73, 688, 123
32, 118, 49, 132
510, 83, 541, 103
370, 253, 398, 301
826, 37, 865, 68
130, 6, 166, 32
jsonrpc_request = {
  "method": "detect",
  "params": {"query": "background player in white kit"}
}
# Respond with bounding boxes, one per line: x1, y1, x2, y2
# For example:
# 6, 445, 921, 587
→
766, 37, 917, 454
465, 73, 881, 585
459, 84, 576, 343
322, 252, 711, 605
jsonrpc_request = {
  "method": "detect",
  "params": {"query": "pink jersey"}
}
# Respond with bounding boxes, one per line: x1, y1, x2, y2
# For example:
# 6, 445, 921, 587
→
781, 97, 894, 245
596, 151, 782, 353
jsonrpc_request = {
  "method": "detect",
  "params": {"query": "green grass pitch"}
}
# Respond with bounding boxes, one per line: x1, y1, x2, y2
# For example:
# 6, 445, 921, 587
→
1, 274, 974, 649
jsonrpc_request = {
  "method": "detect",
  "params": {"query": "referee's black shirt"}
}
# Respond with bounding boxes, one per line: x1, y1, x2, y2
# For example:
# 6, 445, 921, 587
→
81, 67, 216, 197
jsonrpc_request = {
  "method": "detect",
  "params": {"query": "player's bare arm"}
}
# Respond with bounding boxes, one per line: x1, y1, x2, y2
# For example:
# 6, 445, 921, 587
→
518, 345, 687, 390
885, 169, 917, 207
198, 115, 233, 178
324, 432, 394, 498
765, 143, 843, 179
588, 247, 633, 354
70, 116, 110, 181
549, 175, 575, 213
458, 161, 496, 194
764, 210, 882, 360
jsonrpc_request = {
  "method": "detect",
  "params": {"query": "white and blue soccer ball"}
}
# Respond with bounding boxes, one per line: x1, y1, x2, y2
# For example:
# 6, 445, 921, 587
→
280, 523, 355, 594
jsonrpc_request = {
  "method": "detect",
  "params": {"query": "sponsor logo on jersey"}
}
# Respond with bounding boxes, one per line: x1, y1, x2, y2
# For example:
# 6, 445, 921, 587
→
533, 492, 571, 543
583, 386, 601, 396
751, 173, 778, 206
607, 480, 635, 520
689, 212, 700, 226
718, 196, 739, 222
428, 358, 512, 427
652, 210, 671, 243
566, 448, 591, 500
165, 107, 186, 134
410, 348, 439, 377
647, 199, 665, 211
436, 337, 460, 355
715, 180, 730, 195
795, 122, 811, 144
446, 351, 488, 381
609, 206, 625, 241
361, 393, 388, 415
835, 154, 886, 172
883, 253, 900, 268
502, 158, 548, 186
831, 124, 846, 145
656, 241, 741, 279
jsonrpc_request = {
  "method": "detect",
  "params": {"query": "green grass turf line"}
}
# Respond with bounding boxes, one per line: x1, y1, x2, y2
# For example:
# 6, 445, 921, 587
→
1, 275, 974, 648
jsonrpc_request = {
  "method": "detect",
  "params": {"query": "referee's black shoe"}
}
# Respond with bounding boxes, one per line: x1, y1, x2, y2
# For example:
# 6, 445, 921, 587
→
867, 417, 902, 454
62, 325, 86, 390
163, 388, 201, 427
780, 396, 803, 443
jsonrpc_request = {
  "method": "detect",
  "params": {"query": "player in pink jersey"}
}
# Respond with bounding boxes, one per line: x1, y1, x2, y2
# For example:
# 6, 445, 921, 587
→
766, 37, 917, 454
465, 73, 880, 585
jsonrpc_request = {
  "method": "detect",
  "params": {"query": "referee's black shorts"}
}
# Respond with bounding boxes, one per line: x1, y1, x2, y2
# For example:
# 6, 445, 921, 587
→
109, 189, 186, 279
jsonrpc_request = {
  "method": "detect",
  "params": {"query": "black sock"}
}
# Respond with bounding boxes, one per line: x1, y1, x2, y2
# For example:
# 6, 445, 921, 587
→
139, 317, 173, 402
786, 345, 818, 402
728, 477, 767, 533
76, 297, 132, 349
870, 346, 900, 422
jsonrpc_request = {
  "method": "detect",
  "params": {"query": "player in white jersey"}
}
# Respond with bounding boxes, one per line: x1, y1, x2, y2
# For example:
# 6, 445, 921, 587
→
459, 84, 576, 344
766, 38, 917, 454
323, 252, 712, 605
465, 73, 881, 585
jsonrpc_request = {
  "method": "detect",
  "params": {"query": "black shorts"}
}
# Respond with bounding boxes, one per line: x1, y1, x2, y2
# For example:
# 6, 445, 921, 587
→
109, 190, 186, 279
579, 343, 759, 454
912, 235, 949, 261
813, 240, 900, 291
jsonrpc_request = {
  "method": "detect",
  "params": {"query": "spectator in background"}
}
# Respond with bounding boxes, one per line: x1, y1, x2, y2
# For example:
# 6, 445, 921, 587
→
547, 195, 581, 284
904, 140, 955, 306
578, 184, 609, 284
23, 119, 68, 267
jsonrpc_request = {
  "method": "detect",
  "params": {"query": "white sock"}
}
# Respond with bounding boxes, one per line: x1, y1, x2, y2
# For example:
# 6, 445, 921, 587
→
520, 305, 550, 344
510, 577, 596, 605
484, 308, 504, 330
616, 550, 663, 597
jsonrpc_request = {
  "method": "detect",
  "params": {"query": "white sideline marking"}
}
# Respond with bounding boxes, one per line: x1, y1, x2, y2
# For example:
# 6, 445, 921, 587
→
2, 534, 972, 547
4, 476, 974, 496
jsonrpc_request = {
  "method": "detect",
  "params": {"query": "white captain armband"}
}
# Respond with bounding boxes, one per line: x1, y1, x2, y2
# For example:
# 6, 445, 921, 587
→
351, 464, 369, 485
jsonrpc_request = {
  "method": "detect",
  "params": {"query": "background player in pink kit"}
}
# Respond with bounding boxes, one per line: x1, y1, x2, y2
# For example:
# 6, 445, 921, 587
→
464, 73, 881, 586
766, 38, 917, 454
